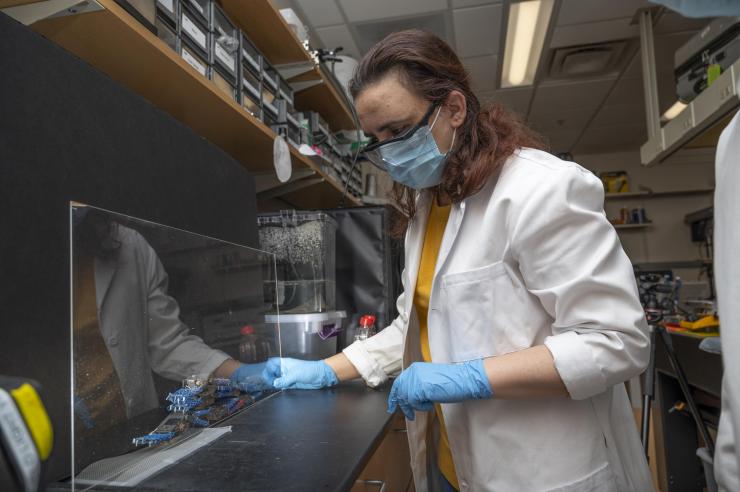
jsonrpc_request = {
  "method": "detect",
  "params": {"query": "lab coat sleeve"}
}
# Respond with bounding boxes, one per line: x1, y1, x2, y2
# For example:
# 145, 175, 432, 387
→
511, 164, 649, 400
342, 280, 407, 387
137, 235, 231, 380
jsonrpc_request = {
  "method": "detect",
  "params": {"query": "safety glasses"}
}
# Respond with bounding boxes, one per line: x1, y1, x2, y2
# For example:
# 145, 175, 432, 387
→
361, 104, 437, 170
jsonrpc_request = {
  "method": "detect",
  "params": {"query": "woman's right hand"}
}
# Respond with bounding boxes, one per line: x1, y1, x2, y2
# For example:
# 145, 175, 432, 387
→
263, 357, 339, 390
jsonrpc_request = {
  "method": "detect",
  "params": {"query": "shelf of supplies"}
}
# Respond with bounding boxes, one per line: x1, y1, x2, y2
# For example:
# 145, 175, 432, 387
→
19, 0, 358, 206
219, 0, 355, 130
614, 223, 654, 230
640, 58, 740, 166
605, 188, 715, 200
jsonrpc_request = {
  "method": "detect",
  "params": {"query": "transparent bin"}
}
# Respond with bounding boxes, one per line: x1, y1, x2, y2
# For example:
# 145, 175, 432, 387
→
257, 211, 337, 313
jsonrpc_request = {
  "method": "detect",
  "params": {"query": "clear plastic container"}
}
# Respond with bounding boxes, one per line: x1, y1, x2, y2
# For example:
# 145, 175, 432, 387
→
258, 211, 337, 313
238, 325, 273, 364
354, 315, 376, 342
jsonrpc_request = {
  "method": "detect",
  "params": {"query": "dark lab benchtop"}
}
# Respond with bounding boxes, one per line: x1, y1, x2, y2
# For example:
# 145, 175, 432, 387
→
135, 381, 393, 492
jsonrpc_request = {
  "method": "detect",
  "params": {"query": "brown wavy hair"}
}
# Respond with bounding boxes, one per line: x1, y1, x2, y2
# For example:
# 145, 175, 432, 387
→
350, 29, 546, 236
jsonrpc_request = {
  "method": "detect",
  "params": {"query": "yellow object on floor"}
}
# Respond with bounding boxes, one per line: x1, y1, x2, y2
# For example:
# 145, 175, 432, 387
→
414, 200, 460, 491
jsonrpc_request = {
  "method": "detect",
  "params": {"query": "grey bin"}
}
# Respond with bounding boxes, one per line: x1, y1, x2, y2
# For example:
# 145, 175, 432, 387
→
267, 311, 346, 360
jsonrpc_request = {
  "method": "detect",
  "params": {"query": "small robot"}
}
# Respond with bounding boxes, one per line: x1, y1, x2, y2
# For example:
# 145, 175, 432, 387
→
132, 376, 263, 447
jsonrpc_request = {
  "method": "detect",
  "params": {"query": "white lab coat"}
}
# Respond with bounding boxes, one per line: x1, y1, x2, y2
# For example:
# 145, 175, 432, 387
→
90, 225, 230, 418
713, 110, 740, 492
344, 149, 654, 491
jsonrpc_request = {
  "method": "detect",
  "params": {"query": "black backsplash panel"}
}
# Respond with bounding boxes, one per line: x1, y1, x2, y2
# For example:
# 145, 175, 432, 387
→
0, 12, 258, 481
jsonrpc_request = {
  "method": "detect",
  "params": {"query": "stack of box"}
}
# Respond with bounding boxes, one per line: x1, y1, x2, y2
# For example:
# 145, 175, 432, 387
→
155, 0, 178, 52
211, 2, 239, 101
178, 0, 211, 79
240, 32, 263, 119
274, 100, 302, 147
143, 1, 363, 196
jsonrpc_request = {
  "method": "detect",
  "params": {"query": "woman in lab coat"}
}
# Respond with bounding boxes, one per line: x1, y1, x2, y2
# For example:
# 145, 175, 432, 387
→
263, 30, 653, 492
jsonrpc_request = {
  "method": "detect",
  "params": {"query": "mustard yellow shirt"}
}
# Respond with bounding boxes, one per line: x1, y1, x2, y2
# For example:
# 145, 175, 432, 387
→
413, 200, 459, 491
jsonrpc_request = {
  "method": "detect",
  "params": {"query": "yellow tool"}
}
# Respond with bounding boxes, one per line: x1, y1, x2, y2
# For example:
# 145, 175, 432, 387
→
680, 315, 720, 331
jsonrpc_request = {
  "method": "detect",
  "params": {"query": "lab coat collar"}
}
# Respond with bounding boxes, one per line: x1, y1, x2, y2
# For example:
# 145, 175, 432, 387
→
403, 192, 432, 316
402, 190, 469, 314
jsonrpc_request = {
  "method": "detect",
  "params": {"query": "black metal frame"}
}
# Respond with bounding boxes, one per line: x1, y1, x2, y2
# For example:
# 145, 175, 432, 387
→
641, 310, 715, 460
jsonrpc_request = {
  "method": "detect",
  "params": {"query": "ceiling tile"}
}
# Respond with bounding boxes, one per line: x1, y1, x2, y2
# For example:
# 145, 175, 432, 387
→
479, 87, 533, 115
573, 122, 647, 153
620, 32, 695, 79
453, 4, 503, 57
352, 12, 450, 53
530, 78, 616, 115
295, 0, 344, 27
314, 24, 361, 59
452, 0, 502, 7
528, 107, 595, 132
539, 129, 583, 152
604, 76, 644, 105
338, 0, 447, 23
611, 67, 681, 115
550, 17, 638, 48
590, 104, 645, 127
654, 12, 711, 35
653, 31, 695, 73
464, 55, 498, 92
622, 52, 642, 79
557, 0, 650, 26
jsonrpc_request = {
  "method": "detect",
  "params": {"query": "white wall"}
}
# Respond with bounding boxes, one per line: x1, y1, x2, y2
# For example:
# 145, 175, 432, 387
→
574, 147, 715, 286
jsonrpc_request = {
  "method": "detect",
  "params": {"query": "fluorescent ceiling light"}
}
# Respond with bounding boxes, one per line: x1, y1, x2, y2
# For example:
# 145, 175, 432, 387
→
661, 100, 687, 122
501, 0, 554, 88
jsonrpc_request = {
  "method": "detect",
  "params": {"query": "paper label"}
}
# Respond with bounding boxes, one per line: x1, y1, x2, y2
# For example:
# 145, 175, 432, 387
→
181, 49, 206, 76
181, 14, 206, 50
242, 51, 259, 71
158, 0, 173, 13
215, 44, 235, 72
243, 81, 260, 99
189, 0, 204, 15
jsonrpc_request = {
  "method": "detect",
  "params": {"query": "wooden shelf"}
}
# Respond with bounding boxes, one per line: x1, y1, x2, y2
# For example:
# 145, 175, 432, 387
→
605, 188, 714, 200
219, 0, 310, 66
19, 0, 358, 206
614, 223, 654, 230
219, 0, 355, 130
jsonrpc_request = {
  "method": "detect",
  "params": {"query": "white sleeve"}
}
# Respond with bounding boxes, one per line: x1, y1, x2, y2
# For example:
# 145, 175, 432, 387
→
714, 113, 740, 490
138, 235, 231, 380
342, 282, 407, 387
512, 165, 650, 400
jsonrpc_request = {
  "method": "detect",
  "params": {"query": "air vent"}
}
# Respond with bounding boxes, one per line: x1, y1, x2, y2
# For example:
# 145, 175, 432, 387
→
547, 41, 629, 79
353, 13, 449, 54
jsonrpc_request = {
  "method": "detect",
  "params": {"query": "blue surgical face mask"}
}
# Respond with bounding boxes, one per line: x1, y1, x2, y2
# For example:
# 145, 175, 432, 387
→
377, 107, 456, 190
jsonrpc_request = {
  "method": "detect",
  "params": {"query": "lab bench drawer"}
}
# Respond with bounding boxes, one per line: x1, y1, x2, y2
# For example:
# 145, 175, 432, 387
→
352, 413, 412, 492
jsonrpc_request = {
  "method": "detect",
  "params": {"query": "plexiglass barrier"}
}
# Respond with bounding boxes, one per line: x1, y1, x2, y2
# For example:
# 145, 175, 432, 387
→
70, 203, 280, 488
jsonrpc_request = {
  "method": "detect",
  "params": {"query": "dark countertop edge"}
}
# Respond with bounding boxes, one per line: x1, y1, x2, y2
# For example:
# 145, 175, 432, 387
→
338, 403, 397, 491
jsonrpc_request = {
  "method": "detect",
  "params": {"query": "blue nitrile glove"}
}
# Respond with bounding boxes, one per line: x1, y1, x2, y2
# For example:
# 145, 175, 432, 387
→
387, 359, 493, 420
263, 357, 339, 390
230, 362, 273, 393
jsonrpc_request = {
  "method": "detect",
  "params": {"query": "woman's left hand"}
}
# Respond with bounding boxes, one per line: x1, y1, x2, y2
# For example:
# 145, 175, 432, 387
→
387, 359, 493, 420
